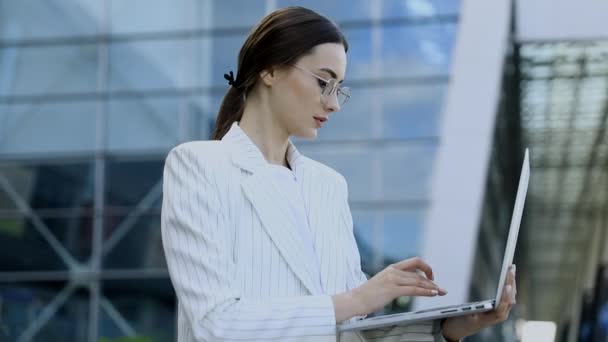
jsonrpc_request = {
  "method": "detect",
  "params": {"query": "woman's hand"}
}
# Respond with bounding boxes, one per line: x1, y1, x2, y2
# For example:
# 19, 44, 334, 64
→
441, 264, 517, 341
350, 257, 448, 317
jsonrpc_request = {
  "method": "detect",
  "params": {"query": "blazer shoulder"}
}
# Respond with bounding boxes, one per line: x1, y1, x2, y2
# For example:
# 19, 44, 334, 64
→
166, 140, 230, 164
303, 156, 348, 191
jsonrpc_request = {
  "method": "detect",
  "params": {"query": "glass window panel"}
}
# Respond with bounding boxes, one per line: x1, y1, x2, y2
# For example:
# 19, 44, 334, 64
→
0, 102, 97, 154
381, 23, 456, 78
0, 284, 89, 342
351, 209, 425, 275
0, 0, 100, 40
382, 0, 461, 17
105, 160, 164, 209
382, 209, 424, 262
343, 28, 374, 81
0, 161, 94, 210
210, 0, 268, 29
100, 279, 175, 341
381, 84, 446, 139
110, 0, 199, 34
103, 213, 165, 270
107, 97, 182, 152
109, 40, 192, 91
352, 211, 376, 274
277, 0, 372, 22
312, 84, 446, 141
301, 143, 436, 201
0, 44, 98, 96
200, 34, 248, 87
381, 143, 436, 200
187, 94, 220, 140
0, 214, 93, 271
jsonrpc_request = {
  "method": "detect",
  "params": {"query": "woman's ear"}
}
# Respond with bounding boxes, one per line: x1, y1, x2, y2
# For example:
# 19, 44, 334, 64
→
259, 69, 274, 87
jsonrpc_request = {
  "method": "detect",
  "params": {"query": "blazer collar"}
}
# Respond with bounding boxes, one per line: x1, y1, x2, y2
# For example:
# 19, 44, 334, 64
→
221, 121, 306, 180
221, 121, 324, 295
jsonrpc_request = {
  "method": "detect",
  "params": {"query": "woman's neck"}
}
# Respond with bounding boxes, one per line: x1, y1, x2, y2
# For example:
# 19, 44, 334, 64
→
239, 97, 290, 167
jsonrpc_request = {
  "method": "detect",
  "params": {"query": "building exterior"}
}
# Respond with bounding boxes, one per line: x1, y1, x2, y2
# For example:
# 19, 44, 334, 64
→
1, 0, 607, 341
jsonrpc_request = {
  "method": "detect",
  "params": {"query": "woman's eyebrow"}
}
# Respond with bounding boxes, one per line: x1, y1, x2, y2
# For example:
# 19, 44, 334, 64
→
318, 67, 344, 84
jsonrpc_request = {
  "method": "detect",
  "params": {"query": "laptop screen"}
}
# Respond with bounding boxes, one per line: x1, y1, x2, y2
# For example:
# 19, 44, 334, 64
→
494, 148, 530, 305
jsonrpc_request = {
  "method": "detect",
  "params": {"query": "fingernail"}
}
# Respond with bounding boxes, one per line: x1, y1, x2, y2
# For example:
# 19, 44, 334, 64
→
512, 265, 516, 274
506, 285, 512, 293
431, 290, 438, 295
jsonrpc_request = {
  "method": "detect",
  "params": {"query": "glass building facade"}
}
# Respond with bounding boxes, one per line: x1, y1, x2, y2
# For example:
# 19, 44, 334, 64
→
0, 1, 460, 340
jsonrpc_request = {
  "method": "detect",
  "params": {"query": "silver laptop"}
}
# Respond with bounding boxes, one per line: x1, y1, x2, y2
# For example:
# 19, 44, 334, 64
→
338, 148, 530, 333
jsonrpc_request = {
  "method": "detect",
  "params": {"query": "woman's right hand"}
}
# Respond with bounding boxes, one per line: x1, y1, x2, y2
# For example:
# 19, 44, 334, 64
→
350, 257, 448, 317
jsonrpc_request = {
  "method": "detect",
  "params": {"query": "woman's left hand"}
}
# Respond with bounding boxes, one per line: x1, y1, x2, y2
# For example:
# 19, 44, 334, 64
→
441, 264, 517, 341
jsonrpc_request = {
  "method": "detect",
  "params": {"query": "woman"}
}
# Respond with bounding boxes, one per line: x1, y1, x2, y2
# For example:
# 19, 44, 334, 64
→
161, 6, 516, 342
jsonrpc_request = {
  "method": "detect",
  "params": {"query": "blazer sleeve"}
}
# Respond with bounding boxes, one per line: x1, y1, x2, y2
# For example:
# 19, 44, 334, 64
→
161, 145, 338, 341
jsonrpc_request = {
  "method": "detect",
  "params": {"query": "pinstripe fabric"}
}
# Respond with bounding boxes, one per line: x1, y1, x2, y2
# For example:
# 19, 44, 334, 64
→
161, 121, 449, 342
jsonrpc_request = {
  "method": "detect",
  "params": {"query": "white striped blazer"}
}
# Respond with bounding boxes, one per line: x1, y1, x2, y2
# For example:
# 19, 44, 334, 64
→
161, 121, 449, 341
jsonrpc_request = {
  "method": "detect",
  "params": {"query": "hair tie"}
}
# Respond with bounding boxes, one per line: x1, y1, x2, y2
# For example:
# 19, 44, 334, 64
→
224, 71, 240, 89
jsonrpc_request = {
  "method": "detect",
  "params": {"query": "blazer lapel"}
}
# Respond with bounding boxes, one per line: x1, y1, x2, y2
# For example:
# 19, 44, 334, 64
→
222, 121, 323, 295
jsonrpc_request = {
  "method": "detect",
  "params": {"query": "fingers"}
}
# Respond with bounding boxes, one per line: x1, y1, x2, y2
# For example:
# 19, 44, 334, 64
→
393, 257, 434, 280
387, 267, 448, 297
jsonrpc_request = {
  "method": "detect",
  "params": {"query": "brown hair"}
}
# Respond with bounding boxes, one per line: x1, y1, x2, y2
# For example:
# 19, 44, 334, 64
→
210, 6, 348, 140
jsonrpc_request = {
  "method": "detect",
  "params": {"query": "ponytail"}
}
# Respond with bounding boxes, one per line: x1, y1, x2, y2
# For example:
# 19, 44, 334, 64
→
211, 87, 245, 140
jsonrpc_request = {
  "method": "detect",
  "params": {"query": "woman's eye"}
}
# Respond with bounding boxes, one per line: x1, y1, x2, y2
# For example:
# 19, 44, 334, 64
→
317, 79, 327, 89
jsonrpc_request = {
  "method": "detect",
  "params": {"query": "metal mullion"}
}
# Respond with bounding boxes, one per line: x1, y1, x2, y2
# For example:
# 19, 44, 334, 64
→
16, 283, 77, 342
0, 174, 78, 269
101, 181, 162, 256
88, 1, 108, 340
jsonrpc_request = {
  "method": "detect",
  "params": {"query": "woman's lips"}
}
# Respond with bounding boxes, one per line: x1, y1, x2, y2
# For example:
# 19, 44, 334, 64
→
313, 116, 326, 128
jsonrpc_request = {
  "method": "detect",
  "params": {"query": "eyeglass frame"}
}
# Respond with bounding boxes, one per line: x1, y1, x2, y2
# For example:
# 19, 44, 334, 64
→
288, 64, 351, 106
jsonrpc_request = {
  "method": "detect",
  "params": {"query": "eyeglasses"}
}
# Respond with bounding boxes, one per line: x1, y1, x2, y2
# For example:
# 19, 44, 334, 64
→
289, 65, 351, 106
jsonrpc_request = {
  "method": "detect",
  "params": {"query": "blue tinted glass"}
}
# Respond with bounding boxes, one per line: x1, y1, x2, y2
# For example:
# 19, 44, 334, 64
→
0, 44, 99, 96
0, 161, 94, 210
107, 98, 182, 151
110, 0, 199, 34
212, 0, 268, 28
100, 280, 175, 341
103, 213, 165, 269
381, 84, 446, 138
313, 84, 446, 141
207, 34, 248, 87
352, 211, 377, 274
105, 159, 164, 209
302, 143, 435, 201
382, 0, 461, 18
0, 0, 100, 40
381, 143, 436, 200
382, 209, 424, 263
0, 215, 93, 271
109, 40, 191, 91
0, 102, 97, 154
276, 0, 371, 22
0, 284, 89, 342
381, 23, 456, 78
343, 28, 373, 80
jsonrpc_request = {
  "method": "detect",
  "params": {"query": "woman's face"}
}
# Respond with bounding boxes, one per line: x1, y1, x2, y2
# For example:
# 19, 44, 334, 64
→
268, 43, 347, 139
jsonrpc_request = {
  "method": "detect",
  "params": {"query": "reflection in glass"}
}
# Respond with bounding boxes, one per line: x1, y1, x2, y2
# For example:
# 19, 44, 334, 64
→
0, 44, 98, 96
100, 279, 175, 342
0, 161, 94, 210
110, 40, 191, 91
0, 0, 101, 40
103, 213, 165, 270
0, 283, 88, 342
0, 103, 98, 154
0, 214, 94, 271
105, 159, 164, 209
107, 98, 182, 151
